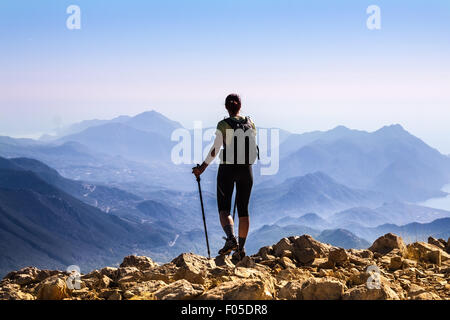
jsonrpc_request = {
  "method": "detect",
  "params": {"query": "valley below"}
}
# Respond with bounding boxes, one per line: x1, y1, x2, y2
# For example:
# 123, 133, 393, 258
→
1, 110, 450, 292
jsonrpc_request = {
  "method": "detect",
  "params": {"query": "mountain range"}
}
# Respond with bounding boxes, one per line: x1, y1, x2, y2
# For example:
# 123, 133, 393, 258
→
251, 171, 384, 226
272, 124, 450, 202
1, 110, 450, 276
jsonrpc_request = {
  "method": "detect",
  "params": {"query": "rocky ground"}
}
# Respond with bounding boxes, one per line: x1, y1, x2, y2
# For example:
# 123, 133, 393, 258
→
1, 233, 449, 300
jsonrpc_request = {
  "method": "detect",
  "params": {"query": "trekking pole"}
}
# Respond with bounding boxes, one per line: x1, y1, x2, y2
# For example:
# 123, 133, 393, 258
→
232, 187, 237, 230
194, 165, 211, 259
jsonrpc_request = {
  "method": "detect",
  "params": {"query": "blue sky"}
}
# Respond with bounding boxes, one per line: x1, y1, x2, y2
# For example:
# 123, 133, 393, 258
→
1, 0, 449, 153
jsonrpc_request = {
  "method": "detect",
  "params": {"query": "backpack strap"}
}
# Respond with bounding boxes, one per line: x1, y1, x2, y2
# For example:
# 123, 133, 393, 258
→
224, 116, 248, 130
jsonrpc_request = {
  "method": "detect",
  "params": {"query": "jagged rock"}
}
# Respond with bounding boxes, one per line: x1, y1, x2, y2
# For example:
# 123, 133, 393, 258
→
446, 238, 450, 253
233, 266, 272, 283
123, 280, 166, 299
280, 257, 296, 269
347, 271, 370, 286
402, 258, 417, 268
97, 275, 112, 289
349, 249, 373, 259
143, 263, 179, 283
257, 246, 274, 260
214, 255, 234, 268
328, 248, 348, 266
389, 256, 403, 271
120, 255, 158, 271
154, 279, 204, 300
407, 242, 450, 263
369, 233, 407, 256
2, 233, 448, 301
427, 250, 441, 266
200, 279, 273, 300
258, 246, 273, 257
71, 287, 93, 299
172, 253, 215, 285
410, 291, 442, 300
300, 277, 346, 300
293, 247, 315, 265
81, 270, 111, 290
278, 281, 303, 300
99, 267, 118, 280
235, 256, 256, 269
275, 268, 312, 282
107, 289, 122, 300
36, 275, 70, 300
116, 267, 144, 284
4, 267, 60, 286
273, 238, 293, 257
343, 283, 399, 300
280, 250, 293, 259
407, 284, 441, 300
428, 237, 446, 250
258, 258, 277, 268
317, 259, 335, 269
293, 235, 331, 258
0, 283, 35, 300
348, 254, 370, 267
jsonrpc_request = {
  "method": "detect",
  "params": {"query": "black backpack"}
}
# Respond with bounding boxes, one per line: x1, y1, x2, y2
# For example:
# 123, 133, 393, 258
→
222, 116, 259, 165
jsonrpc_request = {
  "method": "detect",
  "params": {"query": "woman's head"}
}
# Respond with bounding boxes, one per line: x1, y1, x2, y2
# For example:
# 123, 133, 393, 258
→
225, 94, 241, 116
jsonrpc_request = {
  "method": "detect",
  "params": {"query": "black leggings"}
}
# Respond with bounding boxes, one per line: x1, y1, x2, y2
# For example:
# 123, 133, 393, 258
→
217, 164, 253, 218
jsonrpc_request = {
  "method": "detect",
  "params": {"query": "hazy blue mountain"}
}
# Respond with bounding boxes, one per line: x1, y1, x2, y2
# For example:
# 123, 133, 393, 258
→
274, 124, 450, 202
286, 202, 450, 237
328, 202, 450, 231
0, 161, 227, 276
45, 116, 130, 139
136, 199, 207, 231
0, 167, 179, 277
251, 171, 383, 227
123, 110, 183, 136
370, 218, 450, 243
373, 201, 450, 226
279, 125, 368, 158
329, 207, 388, 228
274, 213, 331, 229
144, 188, 222, 231
58, 123, 173, 163
0, 138, 103, 166
0, 156, 142, 213
317, 229, 370, 249
0, 136, 40, 147
0, 136, 195, 192
44, 110, 182, 140
348, 217, 450, 243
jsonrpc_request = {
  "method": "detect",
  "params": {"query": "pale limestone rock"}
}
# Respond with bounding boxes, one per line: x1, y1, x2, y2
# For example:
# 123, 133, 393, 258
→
369, 233, 407, 256
300, 277, 346, 300
154, 279, 204, 300
120, 255, 158, 271
36, 275, 70, 300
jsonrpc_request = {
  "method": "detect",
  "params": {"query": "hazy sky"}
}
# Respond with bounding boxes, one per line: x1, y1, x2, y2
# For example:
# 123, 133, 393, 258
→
1, 1, 449, 153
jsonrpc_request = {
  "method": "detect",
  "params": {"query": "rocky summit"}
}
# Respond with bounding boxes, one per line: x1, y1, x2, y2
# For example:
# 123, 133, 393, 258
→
1, 233, 449, 300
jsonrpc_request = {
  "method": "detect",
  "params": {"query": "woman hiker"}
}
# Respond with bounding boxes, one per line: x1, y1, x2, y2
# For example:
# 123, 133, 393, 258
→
192, 94, 257, 261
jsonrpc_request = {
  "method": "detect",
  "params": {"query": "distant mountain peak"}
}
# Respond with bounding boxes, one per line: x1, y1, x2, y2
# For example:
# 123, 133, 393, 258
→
374, 124, 408, 136
329, 125, 351, 133
132, 110, 172, 121
128, 110, 183, 131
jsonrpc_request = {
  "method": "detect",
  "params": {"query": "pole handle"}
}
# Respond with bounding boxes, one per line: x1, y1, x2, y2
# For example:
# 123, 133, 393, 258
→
194, 164, 201, 182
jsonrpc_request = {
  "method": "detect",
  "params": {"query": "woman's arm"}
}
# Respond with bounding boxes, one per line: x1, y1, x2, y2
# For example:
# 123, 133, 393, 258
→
193, 130, 223, 177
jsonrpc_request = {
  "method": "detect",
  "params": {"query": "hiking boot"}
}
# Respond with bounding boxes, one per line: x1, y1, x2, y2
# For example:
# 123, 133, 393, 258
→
218, 237, 238, 255
232, 248, 246, 262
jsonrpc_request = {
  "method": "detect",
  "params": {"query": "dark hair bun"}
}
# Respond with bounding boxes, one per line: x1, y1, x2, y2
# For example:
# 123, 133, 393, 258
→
225, 94, 241, 114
